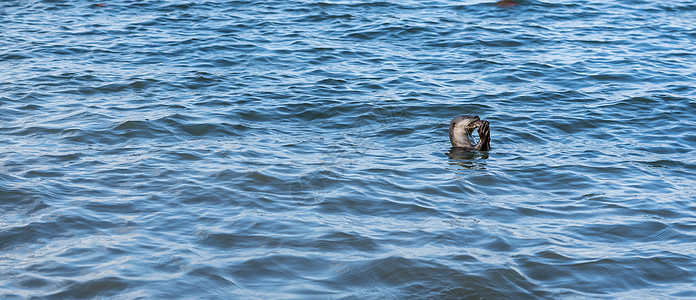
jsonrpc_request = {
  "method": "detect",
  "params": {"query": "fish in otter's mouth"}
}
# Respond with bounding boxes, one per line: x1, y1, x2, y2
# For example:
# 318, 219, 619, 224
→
449, 115, 491, 151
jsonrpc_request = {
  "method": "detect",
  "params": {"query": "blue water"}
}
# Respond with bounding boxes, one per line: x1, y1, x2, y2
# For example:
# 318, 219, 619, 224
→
2, 0, 695, 298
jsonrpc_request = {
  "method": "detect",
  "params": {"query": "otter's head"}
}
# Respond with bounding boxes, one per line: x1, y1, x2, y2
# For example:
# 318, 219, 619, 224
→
449, 115, 480, 147
449, 115, 490, 150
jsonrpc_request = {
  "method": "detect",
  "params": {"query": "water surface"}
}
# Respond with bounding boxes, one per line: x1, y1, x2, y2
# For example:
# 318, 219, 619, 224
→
1, 0, 695, 298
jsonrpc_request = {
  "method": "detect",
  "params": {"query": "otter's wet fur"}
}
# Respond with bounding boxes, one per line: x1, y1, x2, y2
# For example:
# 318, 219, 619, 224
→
449, 115, 490, 151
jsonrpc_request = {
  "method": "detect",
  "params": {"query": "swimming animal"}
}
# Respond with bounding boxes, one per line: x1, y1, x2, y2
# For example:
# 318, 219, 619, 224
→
495, 0, 518, 8
449, 115, 491, 151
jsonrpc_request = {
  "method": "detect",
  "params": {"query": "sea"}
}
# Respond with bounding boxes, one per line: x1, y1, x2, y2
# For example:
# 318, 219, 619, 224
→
1, 0, 695, 298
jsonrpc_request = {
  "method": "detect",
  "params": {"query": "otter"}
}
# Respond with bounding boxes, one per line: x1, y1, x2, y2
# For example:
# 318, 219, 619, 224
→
495, 0, 518, 8
449, 115, 490, 151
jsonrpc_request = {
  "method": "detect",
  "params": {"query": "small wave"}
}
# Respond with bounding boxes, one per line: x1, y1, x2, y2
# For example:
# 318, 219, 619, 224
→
46, 276, 129, 299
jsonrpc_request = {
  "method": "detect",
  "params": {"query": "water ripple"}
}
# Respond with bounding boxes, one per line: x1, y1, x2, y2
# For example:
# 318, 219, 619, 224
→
2, 0, 696, 298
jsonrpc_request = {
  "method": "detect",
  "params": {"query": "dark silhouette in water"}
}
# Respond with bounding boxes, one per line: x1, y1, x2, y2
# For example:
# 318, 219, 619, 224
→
495, 0, 518, 8
449, 115, 491, 151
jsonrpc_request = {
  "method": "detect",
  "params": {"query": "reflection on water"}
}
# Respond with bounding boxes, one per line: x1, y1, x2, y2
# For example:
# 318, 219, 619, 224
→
446, 148, 489, 170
